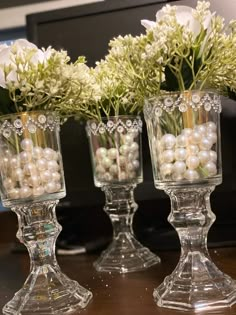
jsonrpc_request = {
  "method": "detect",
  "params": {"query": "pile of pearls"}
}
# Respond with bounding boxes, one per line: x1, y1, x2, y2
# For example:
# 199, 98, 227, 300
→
94, 132, 140, 182
158, 121, 218, 181
1, 138, 62, 200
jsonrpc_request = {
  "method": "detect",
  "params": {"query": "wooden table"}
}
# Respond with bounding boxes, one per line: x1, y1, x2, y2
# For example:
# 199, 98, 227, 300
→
1, 246, 236, 315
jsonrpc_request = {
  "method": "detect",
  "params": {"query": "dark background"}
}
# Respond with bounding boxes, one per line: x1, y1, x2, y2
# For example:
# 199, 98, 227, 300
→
26, 0, 236, 252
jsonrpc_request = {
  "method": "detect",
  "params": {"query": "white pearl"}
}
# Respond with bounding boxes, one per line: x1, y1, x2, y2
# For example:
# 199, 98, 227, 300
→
181, 128, 192, 137
28, 174, 41, 187
47, 160, 60, 172
176, 134, 188, 147
120, 144, 129, 156
8, 188, 20, 199
173, 161, 186, 174
45, 181, 57, 193
32, 146, 43, 159
209, 150, 217, 163
13, 168, 24, 182
129, 142, 139, 153
123, 134, 134, 145
55, 182, 61, 191
187, 144, 199, 156
33, 186, 45, 196
199, 138, 213, 150
1, 156, 10, 169
206, 132, 217, 144
119, 171, 127, 181
103, 172, 113, 181
40, 170, 52, 182
20, 138, 33, 151
44, 148, 56, 161
95, 164, 106, 175
161, 134, 176, 150
128, 171, 136, 179
189, 130, 201, 145
101, 157, 112, 169
52, 172, 61, 183
24, 163, 38, 176
127, 152, 134, 161
204, 162, 217, 176
161, 150, 175, 163
3, 178, 15, 190
19, 186, 32, 198
194, 125, 206, 136
109, 164, 118, 175
118, 156, 126, 167
172, 173, 184, 181
175, 148, 187, 161
10, 156, 21, 169
160, 163, 173, 177
205, 121, 217, 132
198, 150, 210, 165
36, 158, 48, 171
107, 148, 118, 160
20, 151, 32, 164
96, 147, 107, 159
130, 130, 139, 139
186, 156, 200, 170
128, 151, 139, 161
132, 160, 140, 170
184, 169, 200, 181
127, 162, 134, 171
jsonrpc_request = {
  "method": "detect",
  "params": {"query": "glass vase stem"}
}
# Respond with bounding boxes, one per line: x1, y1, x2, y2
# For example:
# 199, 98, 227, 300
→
94, 185, 160, 273
103, 185, 136, 237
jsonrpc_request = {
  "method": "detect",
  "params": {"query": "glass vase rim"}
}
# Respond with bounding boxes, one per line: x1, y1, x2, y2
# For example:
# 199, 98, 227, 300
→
87, 114, 141, 123
146, 89, 219, 98
0, 110, 58, 121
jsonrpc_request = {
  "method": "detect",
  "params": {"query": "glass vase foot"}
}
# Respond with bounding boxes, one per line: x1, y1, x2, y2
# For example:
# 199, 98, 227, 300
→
94, 232, 160, 273
154, 251, 236, 311
3, 266, 92, 315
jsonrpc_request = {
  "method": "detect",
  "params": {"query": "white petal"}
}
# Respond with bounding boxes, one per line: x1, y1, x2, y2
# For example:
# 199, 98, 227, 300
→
13, 39, 37, 50
0, 69, 6, 88
6, 70, 18, 83
141, 19, 156, 30
0, 47, 11, 65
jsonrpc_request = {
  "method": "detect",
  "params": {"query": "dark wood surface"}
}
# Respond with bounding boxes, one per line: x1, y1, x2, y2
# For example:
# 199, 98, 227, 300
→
1, 245, 236, 315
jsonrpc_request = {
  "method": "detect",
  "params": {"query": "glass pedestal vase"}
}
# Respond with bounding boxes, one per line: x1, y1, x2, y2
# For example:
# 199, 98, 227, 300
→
87, 115, 160, 273
0, 111, 92, 315
144, 91, 236, 311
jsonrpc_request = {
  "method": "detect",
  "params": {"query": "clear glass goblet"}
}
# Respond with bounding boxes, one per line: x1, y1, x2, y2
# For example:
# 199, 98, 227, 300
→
144, 90, 236, 311
86, 115, 160, 273
0, 111, 92, 315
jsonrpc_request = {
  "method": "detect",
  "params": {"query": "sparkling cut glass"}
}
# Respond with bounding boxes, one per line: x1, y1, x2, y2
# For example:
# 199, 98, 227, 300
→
87, 115, 160, 273
144, 91, 236, 311
0, 111, 92, 315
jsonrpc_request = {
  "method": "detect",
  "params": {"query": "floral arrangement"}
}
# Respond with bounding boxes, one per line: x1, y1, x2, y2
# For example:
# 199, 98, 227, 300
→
74, 34, 150, 121
0, 39, 97, 117
73, 1, 236, 123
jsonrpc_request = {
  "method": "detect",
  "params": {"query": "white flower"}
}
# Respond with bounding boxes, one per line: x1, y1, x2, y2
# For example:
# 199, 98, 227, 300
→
141, 20, 156, 30
141, 2, 213, 40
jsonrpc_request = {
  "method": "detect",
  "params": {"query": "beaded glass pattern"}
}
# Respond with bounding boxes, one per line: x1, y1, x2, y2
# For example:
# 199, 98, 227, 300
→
86, 117, 143, 136
144, 91, 222, 119
0, 112, 60, 139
